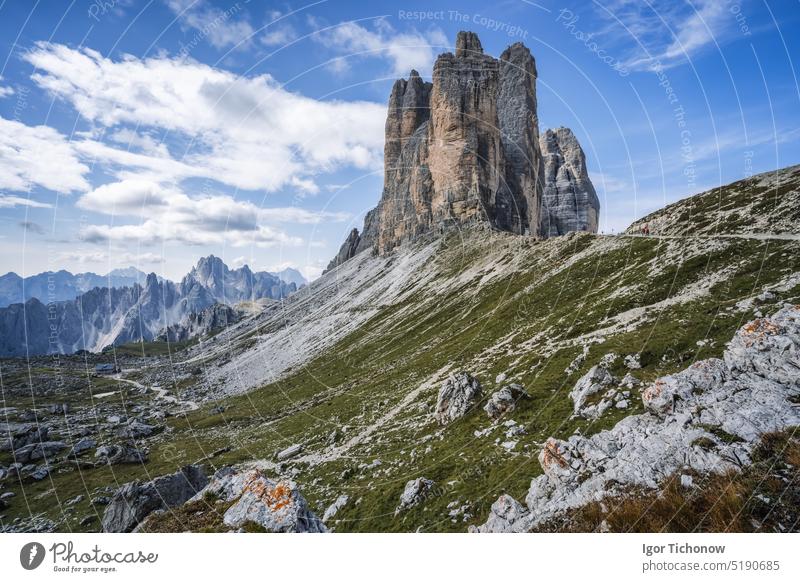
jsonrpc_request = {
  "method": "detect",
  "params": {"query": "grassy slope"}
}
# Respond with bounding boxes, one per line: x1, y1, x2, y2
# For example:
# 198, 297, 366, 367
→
2, 167, 799, 532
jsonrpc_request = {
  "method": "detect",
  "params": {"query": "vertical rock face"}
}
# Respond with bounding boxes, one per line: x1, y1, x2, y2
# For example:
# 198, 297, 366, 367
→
498, 42, 544, 235
539, 127, 600, 236
327, 32, 599, 268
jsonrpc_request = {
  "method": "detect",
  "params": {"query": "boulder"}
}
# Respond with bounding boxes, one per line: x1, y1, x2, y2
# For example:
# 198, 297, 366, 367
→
322, 494, 349, 522
395, 477, 435, 514
569, 365, 615, 418
276, 444, 303, 462
115, 420, 158, 439
725, 308, 800, 386
435, 372, 482, 424
193, 468, 326, 532
13, 441, 67, 464
620, 373, 641, 388
69, 437, 96, 457
94, 444, 148, 465
484, 384, 529, 420
0, 423, 48, 452
642, 358, 727, 415
102, 465, 208, 532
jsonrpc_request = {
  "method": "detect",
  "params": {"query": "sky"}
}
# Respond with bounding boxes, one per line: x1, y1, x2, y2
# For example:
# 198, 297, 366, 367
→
0, 0, 798, 281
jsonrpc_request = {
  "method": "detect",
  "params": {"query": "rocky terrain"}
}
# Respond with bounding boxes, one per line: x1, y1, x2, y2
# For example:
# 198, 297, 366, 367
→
327, 31, 598, 272
1, 160, 797, 533
0, 255, 296, 356
472, 304, 800, 532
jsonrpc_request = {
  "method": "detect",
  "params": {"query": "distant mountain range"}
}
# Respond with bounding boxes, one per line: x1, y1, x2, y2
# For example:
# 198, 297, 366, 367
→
0, 268, 150, 308
0, 262, 306, 309
0, 256, 306, 356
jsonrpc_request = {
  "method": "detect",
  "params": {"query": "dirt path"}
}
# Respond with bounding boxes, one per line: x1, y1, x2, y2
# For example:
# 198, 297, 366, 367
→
112, 373, 199, 412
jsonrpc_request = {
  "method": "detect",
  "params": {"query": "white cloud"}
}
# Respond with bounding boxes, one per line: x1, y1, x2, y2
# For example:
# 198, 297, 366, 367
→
299, 259, 327, 281
23, 42, 386, 193
77, 180, 172, 216
599, 0, 732, 71
58, 250, 166, 265
76, 179, 348, 247
0, 194, 53, 209
166, 0, 254, 50
0, 75, 12, 98
231, 255, 249, 269
261, 11, 298, 48
664, 4, 725, 59
312, 19, 448, 76
108, 128, 171, 157
0, 116, 90, 193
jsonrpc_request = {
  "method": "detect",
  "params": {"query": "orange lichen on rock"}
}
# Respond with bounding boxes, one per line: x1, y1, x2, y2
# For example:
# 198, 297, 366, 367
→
541, 439, 569, 470
742, 318, 780, 336
241, 472, 293, 512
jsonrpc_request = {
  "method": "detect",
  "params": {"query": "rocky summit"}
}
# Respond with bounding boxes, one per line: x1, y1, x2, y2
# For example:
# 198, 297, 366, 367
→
327, 31, 598, 271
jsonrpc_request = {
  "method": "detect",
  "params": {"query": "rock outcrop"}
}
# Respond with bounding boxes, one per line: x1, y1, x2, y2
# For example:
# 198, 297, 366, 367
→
325, 228, 361, 273
326, 31, 598, 270
540, 127, 600, 236
395, 477, 435, 515
472, 305, 800, 532
102, 465, 208, 532
435, 371, 482, 424
569, 365, 615, 418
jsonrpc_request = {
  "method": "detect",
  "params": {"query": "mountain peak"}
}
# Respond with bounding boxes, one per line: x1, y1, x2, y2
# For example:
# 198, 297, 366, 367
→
455, 31, 483, 57
327, 31, 598, 269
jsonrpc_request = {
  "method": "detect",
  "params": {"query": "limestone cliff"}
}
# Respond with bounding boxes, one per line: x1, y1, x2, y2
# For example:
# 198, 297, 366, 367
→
539, 127, 600, 236
329, 31, 598, 268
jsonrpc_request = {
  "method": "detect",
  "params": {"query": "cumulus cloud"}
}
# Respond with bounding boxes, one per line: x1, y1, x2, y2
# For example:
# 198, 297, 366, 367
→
23, 42, 385, 193
76, 179, 348, 247
311, 18, 448, 76
0, 116, 90, 193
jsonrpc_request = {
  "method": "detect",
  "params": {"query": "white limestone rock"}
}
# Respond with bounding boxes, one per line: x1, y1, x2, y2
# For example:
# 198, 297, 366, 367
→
323, 494, 349, 522
435, 372, 482, 424
195, 468, 326, 532
484, 383, 529, 420
569, 365, 615, 418
473, 305, 800, 532
396, 477, 435, 514
469, 494, 528, 533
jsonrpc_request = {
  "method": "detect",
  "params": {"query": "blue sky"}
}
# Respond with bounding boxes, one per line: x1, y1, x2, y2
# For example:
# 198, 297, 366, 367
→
0, 0, 798, 280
